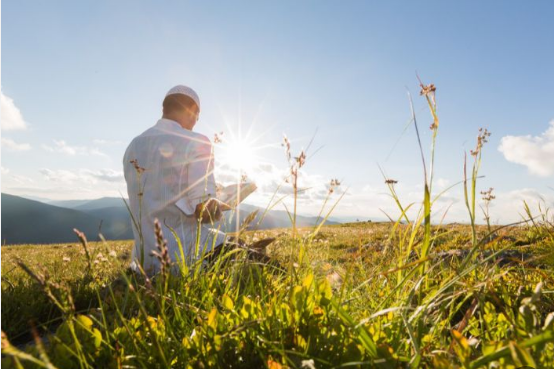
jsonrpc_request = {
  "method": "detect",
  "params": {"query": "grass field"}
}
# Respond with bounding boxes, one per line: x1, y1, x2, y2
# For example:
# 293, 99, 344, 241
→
2, 221, 553, 368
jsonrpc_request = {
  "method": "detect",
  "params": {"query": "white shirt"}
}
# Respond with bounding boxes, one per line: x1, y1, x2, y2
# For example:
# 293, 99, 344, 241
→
123, 118, 226, 275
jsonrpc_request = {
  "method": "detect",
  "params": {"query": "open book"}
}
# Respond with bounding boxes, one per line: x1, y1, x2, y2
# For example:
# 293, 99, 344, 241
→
216, 182, 257, 208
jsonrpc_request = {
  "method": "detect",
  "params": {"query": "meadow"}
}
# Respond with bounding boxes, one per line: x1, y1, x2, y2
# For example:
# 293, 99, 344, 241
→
2, 82, 554, 368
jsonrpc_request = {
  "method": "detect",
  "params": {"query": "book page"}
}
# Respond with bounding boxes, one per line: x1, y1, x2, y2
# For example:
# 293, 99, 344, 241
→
217, 182, 257, 208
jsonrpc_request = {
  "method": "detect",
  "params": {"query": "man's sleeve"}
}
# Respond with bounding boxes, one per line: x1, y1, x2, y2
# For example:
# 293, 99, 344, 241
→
175, 135, 217, 216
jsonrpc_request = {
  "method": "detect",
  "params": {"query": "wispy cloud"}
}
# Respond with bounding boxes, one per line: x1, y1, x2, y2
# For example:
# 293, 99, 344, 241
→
39, 168, 124, 184
4, 185, 109, 200
1, 167, 35, 186
8, 173, 35, 185
1, 91, 28, 131
1, 137, 31, 151
41, 139, 108, 157
2, 167, 127, 199
498, 120, 554, 177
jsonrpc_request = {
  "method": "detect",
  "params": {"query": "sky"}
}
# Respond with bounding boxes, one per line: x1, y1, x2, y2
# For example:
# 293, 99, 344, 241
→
2, 1, 554, 224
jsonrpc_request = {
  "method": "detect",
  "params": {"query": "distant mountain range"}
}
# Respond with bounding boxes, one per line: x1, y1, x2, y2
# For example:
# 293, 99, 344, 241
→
1, 193, 339, 245
49, 197, 127, 211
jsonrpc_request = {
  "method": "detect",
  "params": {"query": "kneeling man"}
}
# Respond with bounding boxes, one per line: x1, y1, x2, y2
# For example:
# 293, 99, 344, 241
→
123, 85, 230, 276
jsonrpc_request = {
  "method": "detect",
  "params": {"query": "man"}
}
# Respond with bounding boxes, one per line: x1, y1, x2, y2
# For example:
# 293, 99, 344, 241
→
123, 85, 230, 276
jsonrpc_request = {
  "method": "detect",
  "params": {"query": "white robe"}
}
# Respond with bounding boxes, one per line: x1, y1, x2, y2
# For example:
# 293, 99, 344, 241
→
123, 118, 226, 275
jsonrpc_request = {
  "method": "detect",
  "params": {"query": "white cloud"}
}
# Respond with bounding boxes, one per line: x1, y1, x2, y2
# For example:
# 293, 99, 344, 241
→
41, 139, 107, 157
216, 160, 333, 206
1, 91, 28, 131
39, 169, 81, 183
1, 168, 35, 191
1, 137, 31, 151
39, 168, 124, 184
498, 120, 554, 177
488, 188, 554, 224
1, 167, 127, 200
8, 173, 35, 185
84, 169, 124, 182
3, 185, 108, 201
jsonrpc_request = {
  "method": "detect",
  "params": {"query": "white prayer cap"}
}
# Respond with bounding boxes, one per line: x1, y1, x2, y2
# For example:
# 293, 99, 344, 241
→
165, 85, 200, 110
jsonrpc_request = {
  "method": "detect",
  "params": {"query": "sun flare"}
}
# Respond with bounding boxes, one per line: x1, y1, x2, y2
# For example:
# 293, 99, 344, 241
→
218, 138, 258, 173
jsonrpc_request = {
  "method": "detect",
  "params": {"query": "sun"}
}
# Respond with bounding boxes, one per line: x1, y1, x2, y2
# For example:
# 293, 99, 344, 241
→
218, 138, 258, 173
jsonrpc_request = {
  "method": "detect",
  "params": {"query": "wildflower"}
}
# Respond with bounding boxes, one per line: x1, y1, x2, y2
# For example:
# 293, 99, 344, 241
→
144, 276, 155, 295
480, 187, 495, 202
150, 218, 171, 275
328, 178, 341, 194
73, 228, 92, 272
470, 128, 491, 157
295, 150, 306, 168
214, 131, 224, 144
418, 80, 438, 129
129, 159, 145, 174
62, 256, 70, 263
326, 271, 343, 288
282, 134, 291, 162
419, 83, 436, 97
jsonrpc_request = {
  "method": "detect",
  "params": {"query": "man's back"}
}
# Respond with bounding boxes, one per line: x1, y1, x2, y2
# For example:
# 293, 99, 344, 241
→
123, 118, 225, 275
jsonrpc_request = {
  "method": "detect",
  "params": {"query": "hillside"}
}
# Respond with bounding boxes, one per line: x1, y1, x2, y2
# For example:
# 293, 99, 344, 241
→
74, 197, 129, 211
53, 197, 339, 230
1, 193, 105, 245
1, 194, 338, 245
47, 199, 93, 208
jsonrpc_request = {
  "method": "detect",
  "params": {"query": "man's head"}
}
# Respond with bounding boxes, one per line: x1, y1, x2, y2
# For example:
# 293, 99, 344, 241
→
162, 85, 200, 130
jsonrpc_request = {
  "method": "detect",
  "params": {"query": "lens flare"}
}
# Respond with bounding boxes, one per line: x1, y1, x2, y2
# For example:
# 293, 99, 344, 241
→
219, 138, 257, 172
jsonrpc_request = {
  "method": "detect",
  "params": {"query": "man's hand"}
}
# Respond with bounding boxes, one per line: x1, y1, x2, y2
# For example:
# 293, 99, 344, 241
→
195, 198, 232, 223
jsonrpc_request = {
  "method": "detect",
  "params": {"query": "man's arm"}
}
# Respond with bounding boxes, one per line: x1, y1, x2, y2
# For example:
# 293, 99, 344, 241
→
176, 135, 229, 223
194, 198, 231, 223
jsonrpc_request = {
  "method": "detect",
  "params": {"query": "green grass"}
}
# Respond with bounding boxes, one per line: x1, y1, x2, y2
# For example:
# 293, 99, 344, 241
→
2, 222, 553, 368
1, 240, 131, 343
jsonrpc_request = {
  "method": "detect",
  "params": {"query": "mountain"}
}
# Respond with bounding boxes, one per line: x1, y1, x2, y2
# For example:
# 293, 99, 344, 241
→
83, 206, 133, 239
2, 194, 340, 245
74, 197, 129, 211
47, 199, 93, 208
1, 194, 106, 245
46, 197, 338, 230
48, 197, 128, 211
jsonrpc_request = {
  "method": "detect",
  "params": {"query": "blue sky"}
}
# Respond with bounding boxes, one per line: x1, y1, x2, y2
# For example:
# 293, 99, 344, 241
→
2, 1, 553, 223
